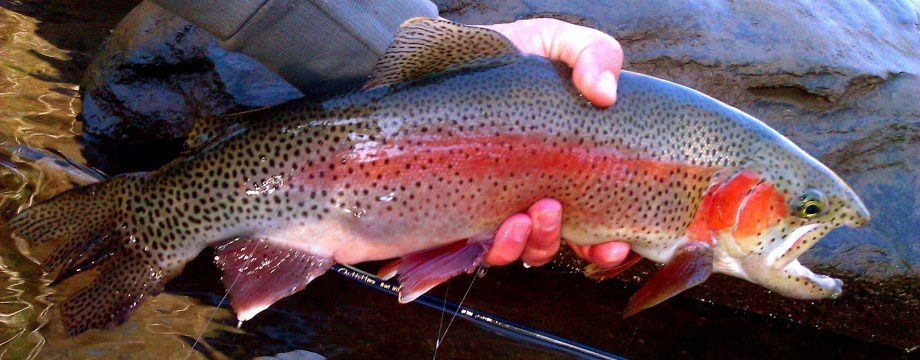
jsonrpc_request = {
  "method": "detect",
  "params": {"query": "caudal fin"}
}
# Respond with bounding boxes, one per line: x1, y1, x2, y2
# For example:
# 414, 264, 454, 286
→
8, 174, 182, 335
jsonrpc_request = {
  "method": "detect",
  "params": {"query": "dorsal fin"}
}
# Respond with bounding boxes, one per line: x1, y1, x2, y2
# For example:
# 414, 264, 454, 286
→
363, 17, 520, 90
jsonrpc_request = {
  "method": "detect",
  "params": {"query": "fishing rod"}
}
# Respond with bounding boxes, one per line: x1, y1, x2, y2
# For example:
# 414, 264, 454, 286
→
331, 264, 626, 360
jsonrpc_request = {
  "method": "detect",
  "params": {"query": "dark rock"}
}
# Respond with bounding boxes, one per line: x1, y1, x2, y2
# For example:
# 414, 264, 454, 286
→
435, 0, 920, 350
254, 350, 326, 360
80, 1, 302, 147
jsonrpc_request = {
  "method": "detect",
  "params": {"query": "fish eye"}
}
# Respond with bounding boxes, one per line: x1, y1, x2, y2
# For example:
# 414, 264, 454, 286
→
796, 189, 826, 218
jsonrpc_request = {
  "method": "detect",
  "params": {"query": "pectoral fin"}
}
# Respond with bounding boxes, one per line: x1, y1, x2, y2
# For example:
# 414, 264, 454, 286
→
623, 242, 713, 318
214, 239, 332, 321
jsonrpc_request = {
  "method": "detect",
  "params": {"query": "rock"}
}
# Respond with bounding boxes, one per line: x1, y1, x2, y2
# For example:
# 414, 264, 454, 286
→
80, 1, 302, 147
435, 0, 920, 350
254, 350, 326, 360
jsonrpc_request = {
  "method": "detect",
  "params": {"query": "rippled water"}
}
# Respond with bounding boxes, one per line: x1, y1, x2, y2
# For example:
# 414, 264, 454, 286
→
0, 4, 78, 357
0, 3, 235, 359
0, 2, 915, 359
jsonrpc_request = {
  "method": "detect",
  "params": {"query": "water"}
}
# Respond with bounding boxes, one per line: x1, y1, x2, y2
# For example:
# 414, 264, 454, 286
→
0, 1, 915, 359
0, 2, 237, 358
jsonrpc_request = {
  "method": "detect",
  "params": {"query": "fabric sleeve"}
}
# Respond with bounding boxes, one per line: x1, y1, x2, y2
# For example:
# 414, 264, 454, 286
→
151, 0, 438, 97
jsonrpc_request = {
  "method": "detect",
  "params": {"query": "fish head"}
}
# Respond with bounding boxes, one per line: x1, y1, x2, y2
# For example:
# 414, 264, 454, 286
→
698, 143, 869, 300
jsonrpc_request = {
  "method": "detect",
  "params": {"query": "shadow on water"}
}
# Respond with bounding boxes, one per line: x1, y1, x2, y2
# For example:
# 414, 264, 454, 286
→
0, 0, 916, 359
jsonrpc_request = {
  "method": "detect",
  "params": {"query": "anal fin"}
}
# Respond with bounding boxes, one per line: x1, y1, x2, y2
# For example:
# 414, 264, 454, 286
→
214, 239, 332, 321
388, 239, 491, 303
584, 251, 643, 282
623, 242, 713, 318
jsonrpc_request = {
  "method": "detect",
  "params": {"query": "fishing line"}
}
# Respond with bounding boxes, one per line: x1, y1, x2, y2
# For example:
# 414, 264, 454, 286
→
434, 282, 448, 359
333, 264, 623, 360
433, 262, 482, 359
181, 255, 624, 359
185, 238, 260, 360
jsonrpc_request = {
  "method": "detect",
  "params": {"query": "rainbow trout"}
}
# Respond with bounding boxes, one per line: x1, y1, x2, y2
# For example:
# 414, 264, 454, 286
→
9, 19, 869, 334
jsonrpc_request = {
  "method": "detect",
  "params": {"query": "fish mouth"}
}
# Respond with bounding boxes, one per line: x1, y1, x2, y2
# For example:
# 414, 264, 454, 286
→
779, 259, 844, 299
759, 221, 842, 299
764, 222, 824, 269
715, 221, 843, 299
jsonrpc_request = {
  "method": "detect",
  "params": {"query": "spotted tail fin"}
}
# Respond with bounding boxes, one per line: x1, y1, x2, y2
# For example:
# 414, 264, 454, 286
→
8, 174, 184, 335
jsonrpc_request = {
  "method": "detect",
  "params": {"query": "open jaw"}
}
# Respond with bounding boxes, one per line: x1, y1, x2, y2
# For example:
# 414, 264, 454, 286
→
714, 221, 844, 300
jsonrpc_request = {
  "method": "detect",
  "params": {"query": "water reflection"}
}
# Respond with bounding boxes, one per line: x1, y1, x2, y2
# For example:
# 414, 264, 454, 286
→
0, 6, 78, 358
0, 4, 237, 358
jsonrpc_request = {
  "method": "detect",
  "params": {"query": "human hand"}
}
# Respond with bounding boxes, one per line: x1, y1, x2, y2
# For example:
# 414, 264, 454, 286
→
485, 199, 632, 268
481, 18, 623, 108
481, 19, 629, 269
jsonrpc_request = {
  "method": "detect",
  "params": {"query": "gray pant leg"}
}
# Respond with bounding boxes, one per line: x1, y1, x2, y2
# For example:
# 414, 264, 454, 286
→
152, 0, 438, 97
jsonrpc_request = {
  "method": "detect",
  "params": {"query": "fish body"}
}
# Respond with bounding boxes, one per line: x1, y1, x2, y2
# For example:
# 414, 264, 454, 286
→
182, 61, 722, 264
9, 18, 868, 334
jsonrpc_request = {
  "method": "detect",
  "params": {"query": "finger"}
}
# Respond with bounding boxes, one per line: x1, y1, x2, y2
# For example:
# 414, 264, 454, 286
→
516, 19, 622, 108
566, 240, 589, 259
520, 199, 562, 266
479, 19, 624, 108
484, 213, 532, 266
570, 40, 622, 108
586, 241, 631, 268
550, 26, 623, 109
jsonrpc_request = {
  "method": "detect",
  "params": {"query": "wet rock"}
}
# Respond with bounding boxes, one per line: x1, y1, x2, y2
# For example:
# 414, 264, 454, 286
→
435, 0, 920, 350
80, 1, 302, 147
254, 350, 325, 360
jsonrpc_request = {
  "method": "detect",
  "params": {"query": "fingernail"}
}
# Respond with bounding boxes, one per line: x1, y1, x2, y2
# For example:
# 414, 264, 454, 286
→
537, 210, 560, 232
598, 70, 616, 96
512, 221, 531, 243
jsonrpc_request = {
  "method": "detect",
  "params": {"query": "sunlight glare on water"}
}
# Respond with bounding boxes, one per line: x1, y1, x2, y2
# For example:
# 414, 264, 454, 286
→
0, 5, 236, 359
